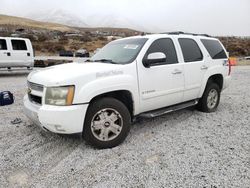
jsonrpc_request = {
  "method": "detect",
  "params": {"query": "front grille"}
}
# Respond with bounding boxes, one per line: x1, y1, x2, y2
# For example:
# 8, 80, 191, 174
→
29, 94, 42, 105
28, 82, 44, 92
27, 81, 43, 105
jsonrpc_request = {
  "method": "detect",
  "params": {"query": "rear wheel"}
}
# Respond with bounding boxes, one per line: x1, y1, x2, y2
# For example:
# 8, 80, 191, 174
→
197, 83, 221, 112
83, 98, 131, 149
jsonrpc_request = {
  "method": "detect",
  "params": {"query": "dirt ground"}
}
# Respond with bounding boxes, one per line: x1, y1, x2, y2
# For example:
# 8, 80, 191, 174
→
0, 66, 249, 187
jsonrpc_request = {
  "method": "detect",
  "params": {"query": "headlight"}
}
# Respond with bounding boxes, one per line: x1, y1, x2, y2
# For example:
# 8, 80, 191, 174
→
45, 86, 75, 106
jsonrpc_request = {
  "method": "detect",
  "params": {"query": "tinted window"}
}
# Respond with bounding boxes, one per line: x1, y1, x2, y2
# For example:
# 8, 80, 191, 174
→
11, 40, 27, 50
179, 38, 203, 62
201, 39, 227, 59
145, 38, 178, 65
0, 39, 7, 50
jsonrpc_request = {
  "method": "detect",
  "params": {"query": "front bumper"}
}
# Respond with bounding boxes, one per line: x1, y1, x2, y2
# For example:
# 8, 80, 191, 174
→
23, 95, 88, 134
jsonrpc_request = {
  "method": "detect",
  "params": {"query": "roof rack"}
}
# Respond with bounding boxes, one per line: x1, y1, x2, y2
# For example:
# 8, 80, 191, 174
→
162, 31, 211, 37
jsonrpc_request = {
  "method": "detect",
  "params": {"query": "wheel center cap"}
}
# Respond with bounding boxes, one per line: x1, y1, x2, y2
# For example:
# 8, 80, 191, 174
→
104, 121, 110, 127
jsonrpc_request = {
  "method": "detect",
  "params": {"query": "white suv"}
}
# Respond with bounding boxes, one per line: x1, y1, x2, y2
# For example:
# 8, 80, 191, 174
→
24, 32, 231, 148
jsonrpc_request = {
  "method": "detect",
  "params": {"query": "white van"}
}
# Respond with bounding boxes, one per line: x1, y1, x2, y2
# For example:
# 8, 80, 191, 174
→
0, 37, 34, 69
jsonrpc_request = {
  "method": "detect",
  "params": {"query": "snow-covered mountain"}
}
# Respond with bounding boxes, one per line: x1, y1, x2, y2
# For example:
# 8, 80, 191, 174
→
25, 9, 146, 31
85, 14, 146, 31
27, 9, 88, 28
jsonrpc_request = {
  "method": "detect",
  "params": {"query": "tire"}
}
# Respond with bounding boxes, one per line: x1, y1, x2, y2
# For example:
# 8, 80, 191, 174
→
83, 97, 131, 149
197, 82, 221, 113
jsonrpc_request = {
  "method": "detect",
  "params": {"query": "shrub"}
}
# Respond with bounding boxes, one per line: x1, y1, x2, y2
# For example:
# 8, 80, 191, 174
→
22, 34, 36, 42
37, 35, 49, 42
98, 36, 106, 41
54, 44, 65, 52
59, 36, 68, 44
80, 35, 92, 42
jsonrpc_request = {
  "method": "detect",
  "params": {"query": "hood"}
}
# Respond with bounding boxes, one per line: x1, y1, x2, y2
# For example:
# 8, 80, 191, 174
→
28, 62, 123, 86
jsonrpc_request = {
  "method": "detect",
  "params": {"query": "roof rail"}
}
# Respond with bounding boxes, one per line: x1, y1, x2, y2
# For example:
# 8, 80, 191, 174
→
162, 31, 211, 37
199, 34, 211, 37
163, 31, 185, 35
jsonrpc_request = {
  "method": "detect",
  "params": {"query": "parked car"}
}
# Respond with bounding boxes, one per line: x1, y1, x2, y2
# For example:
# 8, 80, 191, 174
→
24, 32, 231, 149
59, 50, 74, 57
0, 37, 34, 69
75, 49, 89, 57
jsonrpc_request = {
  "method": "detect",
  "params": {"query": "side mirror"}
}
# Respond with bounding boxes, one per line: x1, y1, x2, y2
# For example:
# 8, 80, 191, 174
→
143, 52, 166, 68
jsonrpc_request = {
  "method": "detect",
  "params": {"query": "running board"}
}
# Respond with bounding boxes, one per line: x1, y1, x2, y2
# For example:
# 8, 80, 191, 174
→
139, 100, 198, 118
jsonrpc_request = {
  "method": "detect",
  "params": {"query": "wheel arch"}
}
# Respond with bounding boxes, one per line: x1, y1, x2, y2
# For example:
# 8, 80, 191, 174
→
88, 90, 135, 118
199, 73, 224, 97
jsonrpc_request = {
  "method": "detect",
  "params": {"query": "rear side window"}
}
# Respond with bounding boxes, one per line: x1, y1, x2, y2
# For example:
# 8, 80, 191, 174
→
11, 40, 27, 50
178, 38, 203, 62
201, 39, 227, 59
0, 39, 7, 50
146, 38, 178, 65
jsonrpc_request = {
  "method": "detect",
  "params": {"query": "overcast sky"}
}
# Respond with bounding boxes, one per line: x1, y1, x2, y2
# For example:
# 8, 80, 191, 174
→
0, 0, 249, 36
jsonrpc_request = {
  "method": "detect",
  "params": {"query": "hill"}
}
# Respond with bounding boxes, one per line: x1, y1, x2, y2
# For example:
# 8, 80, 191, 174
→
1, 14, 249, 57
0, 14, 73, 32
219, 37, 250, 57
0, 14, 140, 34
0, 14, 141, 55
27, 9, 88, 28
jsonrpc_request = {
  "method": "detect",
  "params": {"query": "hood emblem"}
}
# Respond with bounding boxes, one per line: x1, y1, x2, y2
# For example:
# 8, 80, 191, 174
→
96, 70, 123, 78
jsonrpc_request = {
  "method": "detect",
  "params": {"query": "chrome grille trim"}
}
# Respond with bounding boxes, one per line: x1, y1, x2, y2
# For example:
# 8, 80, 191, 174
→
28, 82, 44, 92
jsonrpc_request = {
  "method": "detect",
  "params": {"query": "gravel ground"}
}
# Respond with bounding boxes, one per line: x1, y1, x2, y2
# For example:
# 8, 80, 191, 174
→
0, 67, 249, 188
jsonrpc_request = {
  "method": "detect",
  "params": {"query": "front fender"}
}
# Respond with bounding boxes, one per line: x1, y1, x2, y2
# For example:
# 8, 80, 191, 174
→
73, 74, 140, 114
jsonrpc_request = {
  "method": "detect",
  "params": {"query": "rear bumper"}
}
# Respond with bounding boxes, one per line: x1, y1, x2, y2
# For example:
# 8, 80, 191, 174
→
23, 95, 88, 134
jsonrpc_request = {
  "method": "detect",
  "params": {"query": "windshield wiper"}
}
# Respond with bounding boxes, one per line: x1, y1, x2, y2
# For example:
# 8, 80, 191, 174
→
93, 59, 118, 64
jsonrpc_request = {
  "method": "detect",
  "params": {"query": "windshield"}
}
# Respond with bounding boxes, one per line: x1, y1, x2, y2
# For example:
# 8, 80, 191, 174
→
90, 38, 148, 64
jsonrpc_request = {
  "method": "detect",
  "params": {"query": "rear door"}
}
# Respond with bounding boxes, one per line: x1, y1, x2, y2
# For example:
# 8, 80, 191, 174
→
0, 38, 11, 67
200, 39, 229, 77
10, 39, 31, 67
137, 38, 184, 112
178, 38, 207, 102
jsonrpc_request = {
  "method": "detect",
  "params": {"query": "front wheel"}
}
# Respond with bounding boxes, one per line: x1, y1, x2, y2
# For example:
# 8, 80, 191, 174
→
83, 98, 131, 149
197, 83, 221, 112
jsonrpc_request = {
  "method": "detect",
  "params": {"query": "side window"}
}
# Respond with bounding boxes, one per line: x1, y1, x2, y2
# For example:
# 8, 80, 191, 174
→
145, 38, 178, 65
11, 40, 27, 50
178, 38, 203, 62
201, 39, 227, 59
0, 39, 7, 50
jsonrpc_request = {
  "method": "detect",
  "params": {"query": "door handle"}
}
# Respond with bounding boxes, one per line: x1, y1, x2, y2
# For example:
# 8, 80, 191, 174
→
172, 69, 182, 74
27, 53, 30, 56
201, 65, 208, 70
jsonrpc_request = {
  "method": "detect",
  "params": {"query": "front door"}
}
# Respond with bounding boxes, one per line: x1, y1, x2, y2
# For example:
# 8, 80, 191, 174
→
137, 38, 184, 113
0, 38, 11, 67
